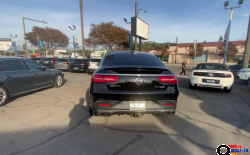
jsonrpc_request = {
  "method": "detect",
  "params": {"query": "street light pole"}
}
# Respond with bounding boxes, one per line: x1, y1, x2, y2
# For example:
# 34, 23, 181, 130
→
135, 2, 138, 51
68, 25, 76, 58
175, 37, 178, 63
223, 0, 244, 64
22, 17, 48, 57
79, 0, 85, 58
10, 35, 18, 57
124, 18, 132, 50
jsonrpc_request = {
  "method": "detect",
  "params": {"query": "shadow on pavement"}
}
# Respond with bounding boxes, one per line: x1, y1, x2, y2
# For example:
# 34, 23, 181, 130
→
178, 76, 250, 135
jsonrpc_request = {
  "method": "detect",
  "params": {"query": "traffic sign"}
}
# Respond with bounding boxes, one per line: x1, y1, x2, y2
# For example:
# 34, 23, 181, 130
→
39, 40, 45, 47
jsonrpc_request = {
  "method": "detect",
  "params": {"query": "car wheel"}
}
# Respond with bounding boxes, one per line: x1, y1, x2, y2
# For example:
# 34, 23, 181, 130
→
0, 86, 8, 107
88, 105, 93, 116
54, 74, 63, 88
225, 87, 232, 93
189, 82, 194, 89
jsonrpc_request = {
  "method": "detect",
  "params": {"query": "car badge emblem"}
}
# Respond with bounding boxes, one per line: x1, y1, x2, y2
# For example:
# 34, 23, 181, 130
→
209, 73, 214, 76
135, 78, 142, 85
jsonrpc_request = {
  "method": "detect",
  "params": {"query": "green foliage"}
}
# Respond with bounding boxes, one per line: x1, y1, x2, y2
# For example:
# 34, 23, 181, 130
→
188, 43, 204, 57
216, 42, 238, 57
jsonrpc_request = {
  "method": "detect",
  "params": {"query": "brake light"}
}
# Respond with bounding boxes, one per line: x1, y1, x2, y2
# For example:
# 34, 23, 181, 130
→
92, 74, 118, 83
193, 72, 202, 76
64, 62, 69, 64
221, 73, 232, 78
97, 103, 110, 106
158, 76, 177, 84
88, 63, 90, 67
51, 59, 54, 63
163, 103, 174, 106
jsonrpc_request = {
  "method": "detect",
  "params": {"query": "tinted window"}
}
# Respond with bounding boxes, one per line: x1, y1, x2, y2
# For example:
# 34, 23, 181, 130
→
196, 64, 227, 70
90, 59, 101, 62
102, 53, 163, 66
56, 59, 68, 62
71, 59, 85, 63
43, 58, 54, 61
0, 60, 26, 71
234, 65, 242, 69
24, 60, 42, 70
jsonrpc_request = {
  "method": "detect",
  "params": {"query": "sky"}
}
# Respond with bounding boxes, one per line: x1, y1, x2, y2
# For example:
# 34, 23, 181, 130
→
0, 0, 249, 49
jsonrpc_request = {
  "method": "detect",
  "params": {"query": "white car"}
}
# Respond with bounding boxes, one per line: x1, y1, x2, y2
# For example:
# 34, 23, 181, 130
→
237, 68, 250, 84
190, 63, 234, 92
86, 58, 102, 74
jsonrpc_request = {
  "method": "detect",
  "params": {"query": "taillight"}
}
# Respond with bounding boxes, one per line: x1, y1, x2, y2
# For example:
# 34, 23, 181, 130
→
64, 62, 69, 64
163, 103, 174, 106
92, 74, 118, 83
88, 63, 90, 66
193, 72, 202, 76
158, 76, 177, 84
221, 73, 232, 78
97, 103, 110, 107
51, 59, 54, 63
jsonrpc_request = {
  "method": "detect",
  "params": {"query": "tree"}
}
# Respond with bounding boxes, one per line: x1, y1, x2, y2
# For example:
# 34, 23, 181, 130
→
85, 22, 128, 51
216, 42, 238, 58
188, 43, 204, 57
154, 44, 169, 59
219, 35, 223, 42
25, 26, 69, 56
84, 50, 93, 58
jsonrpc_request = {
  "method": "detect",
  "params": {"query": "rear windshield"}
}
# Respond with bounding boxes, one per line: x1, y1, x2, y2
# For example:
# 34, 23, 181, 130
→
102, 53, 163, 66
43, 58, 54, 61
71, 59, 85, 63
90, 59, 101, 62
56, 59, 69, 62
31, 58, 41, 60
196, 64, 227, 70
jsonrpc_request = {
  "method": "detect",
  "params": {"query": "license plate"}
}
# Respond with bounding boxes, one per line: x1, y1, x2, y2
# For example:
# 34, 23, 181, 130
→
43, 61, 48, 64
206, 80, 215, 83
74, 67, 79, 69
130, 102, 145, 110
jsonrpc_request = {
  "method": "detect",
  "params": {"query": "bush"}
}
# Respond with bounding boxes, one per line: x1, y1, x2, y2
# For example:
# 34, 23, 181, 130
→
227, 57, 232, 62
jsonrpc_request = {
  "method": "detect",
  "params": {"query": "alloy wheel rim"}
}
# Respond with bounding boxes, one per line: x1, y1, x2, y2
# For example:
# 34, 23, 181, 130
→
57, 76, 63, 86
0, 88, 6, 104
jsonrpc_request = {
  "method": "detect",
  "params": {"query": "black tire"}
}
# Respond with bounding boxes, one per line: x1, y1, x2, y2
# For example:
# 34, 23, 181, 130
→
225, 87, 232, 93
54, 74, 63, 88
0, 85, 8, 107
189, 82, 194, 89
88, 105, 93, 116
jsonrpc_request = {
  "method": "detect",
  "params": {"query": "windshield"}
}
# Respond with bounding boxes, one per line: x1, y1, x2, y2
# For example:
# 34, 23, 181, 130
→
102, 53, 163, 67
196, 64, 227, 70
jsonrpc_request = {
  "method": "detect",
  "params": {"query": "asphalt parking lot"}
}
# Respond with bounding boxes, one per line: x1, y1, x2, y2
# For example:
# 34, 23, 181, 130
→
1, 65, 250, 155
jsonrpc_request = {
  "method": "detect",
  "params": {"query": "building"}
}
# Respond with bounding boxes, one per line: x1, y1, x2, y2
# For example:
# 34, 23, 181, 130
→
167, 40, 246, 64
90, 50, 107, 58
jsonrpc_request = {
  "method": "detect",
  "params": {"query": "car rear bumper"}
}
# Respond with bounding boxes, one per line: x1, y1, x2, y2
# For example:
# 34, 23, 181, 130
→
70, 66, 86, 71
190, 76, 234, 89
90, 100, 177, 115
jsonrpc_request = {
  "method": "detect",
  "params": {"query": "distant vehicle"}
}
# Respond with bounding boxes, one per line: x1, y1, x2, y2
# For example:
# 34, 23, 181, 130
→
30, 57, 44, 64
69, 59, 89, 72
228, 64, 250, 77
0, 58, 64, 106
29, 54, 40, 58
54, 58, 71, 71
237, 68, 250, 84
190, 63, 234, 92
87, 58, 102, 74
88, 51, 179, 117
41, 58, 57, 69
237, 58, 250, 64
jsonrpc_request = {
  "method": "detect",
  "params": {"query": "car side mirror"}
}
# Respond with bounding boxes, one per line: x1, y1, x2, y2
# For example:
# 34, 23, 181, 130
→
41, 66, 46, 71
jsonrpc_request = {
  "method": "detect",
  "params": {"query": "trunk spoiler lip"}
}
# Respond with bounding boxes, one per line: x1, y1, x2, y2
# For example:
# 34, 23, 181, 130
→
102, 65, 168, 70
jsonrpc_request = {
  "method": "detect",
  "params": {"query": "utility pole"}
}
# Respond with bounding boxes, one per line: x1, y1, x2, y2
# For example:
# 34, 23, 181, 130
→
80, 0, 85, 58
175, 37, 178, 63
223, 0, 244, 64
135, 1, 138, 51
10, 35, 18, 57
22, 17, 47, 57
242, 13, 250, 69
194, 40, 197, 65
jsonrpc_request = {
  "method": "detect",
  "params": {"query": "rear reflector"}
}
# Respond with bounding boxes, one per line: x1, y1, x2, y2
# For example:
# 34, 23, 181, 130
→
97, 103, 110, 106
92, 74, 118, 83
163, 103, 174, 106
158, 76, 177, 84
